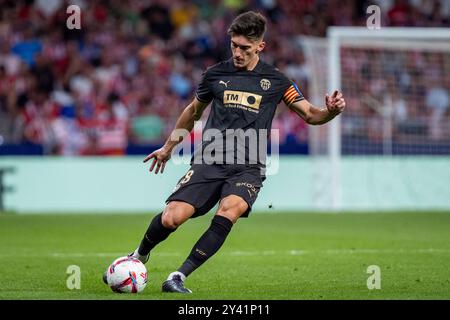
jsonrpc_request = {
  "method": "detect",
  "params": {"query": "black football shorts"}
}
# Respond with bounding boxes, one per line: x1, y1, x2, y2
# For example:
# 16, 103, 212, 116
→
166, 164, 265, 218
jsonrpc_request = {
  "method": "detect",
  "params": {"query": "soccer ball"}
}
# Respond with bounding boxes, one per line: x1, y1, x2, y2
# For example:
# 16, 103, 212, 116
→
106, 256, 148, 293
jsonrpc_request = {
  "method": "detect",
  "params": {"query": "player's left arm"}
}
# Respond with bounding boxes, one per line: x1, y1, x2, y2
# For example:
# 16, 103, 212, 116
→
288, 90, 346, 125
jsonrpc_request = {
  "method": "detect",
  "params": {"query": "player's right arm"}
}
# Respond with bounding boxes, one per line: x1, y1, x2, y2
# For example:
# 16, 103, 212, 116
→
143, 97, 210, 174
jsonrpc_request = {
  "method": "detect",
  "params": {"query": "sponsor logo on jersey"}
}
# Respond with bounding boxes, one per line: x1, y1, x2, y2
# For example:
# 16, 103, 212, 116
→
223, 90, 262, 112
219, 80, 230, 87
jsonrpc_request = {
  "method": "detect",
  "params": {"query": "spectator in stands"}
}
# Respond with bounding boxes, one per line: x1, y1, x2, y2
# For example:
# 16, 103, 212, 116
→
425, 78, 450, 140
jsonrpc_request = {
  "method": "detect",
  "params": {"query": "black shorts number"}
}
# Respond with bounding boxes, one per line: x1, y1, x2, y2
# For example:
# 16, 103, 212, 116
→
180, 170, 194, 184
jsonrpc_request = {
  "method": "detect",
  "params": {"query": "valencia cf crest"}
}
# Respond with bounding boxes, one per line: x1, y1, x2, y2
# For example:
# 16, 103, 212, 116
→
260, 79, 271, 91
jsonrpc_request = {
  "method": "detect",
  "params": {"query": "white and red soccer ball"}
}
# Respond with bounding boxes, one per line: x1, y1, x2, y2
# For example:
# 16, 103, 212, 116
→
106, 256, 147, 293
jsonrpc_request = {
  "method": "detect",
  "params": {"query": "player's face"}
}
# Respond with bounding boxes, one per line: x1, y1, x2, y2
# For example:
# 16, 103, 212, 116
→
230, 35, 265, 70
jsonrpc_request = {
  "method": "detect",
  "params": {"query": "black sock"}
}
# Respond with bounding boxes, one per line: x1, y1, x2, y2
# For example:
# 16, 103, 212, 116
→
178, 215, 233, 277
138, 212, 176, 255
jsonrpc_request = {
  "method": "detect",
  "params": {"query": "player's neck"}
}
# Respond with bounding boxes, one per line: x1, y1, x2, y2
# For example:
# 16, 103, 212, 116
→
245, 56, 260, 71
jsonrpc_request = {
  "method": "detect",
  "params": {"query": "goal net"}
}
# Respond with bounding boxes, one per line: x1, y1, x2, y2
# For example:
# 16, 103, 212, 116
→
299, 28, 450, 210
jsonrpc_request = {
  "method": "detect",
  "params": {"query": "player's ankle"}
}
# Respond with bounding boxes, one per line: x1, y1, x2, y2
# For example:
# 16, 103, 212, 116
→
131, 248, 149, 263
167, 271, 186, 282
135, 248, 146, 257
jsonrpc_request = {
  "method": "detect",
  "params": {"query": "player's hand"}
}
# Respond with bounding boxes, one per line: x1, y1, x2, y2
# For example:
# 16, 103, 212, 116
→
143, 146, 172, 174
325, 90, 346, 115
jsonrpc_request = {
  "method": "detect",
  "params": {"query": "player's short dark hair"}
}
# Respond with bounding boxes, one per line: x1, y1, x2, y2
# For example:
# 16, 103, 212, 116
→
227, 11, 267, 41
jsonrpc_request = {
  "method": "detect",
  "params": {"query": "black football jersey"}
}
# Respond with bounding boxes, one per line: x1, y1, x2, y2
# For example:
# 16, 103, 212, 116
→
192, 58, 304, 170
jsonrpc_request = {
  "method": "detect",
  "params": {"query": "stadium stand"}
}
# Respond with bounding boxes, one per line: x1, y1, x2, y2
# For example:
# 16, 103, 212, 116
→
0, 0, 449, 155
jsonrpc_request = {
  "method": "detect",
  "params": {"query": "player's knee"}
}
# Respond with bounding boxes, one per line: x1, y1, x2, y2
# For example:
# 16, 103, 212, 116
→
161, 209, 182, 229
217, 198, 248, 224
162, 202, 193, 229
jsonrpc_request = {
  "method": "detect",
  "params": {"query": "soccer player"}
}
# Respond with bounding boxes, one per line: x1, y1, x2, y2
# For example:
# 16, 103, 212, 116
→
104, 11, 345, 293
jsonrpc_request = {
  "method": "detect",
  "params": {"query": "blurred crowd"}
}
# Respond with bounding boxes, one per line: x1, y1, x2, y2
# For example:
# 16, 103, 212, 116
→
341, 48, 450, 145
0, 0, 449, 155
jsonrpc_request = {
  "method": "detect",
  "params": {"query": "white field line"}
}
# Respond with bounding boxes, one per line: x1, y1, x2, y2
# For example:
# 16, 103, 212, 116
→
225, 248, 450, 256
1, 248, 449, 258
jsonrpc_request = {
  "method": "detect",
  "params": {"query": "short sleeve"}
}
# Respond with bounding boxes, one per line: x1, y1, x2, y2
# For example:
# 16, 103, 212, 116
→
195, 70, 213, 103
282, 81, 304, 106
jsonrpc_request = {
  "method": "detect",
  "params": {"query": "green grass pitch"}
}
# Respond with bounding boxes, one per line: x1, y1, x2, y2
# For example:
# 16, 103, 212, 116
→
0, 212, 449, 300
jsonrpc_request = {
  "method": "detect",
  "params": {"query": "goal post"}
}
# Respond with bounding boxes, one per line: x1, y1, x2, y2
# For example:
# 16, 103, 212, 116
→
328, 29, 342, 211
